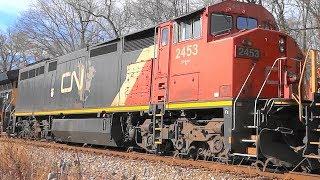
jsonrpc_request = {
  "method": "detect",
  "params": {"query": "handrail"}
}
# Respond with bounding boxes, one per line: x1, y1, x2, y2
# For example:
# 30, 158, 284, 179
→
253, 57, 287, 127
297, 49, 312, 122
232, 63, 256, 130
253, 57, 302, 125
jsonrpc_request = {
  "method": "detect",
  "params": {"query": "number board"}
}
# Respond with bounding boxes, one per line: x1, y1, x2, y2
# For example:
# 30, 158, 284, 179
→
176, 44, 198, 59
236, 46, 260, 59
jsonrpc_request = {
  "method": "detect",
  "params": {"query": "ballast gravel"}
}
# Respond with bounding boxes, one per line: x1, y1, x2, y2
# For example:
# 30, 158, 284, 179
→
0, 141, 268, 180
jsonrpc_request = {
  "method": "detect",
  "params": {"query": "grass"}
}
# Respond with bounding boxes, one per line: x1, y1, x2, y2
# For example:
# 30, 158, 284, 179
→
0, 140, 33, 179
0, 138, 84, 180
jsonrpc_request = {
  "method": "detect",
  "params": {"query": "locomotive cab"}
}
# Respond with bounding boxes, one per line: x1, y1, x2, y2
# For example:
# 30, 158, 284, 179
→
207, 1, 277, 41
154, 0, 309, 170
154, 1, 293, 104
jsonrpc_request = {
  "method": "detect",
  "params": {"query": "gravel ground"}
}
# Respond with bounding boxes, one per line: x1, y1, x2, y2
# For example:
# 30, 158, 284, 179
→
0, 141, 267, 180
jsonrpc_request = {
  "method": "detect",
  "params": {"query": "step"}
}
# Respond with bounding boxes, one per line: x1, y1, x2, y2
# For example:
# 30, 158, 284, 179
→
241, 139, 256, 143
304, 154, 320, 159
247, 147, 257, 156
246, 126, 258, 129
310, 141, 320, 145
233, 153, 257, 158
241, 135, 257, 143
250, 135, 258, 140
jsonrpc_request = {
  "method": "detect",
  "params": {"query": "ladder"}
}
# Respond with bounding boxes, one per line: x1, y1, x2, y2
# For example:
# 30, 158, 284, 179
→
233, 100, 267, 158
151, 78, 167, 146
232, 63, 258, 157
152, 103, 165, 145
1, 97, 14, 134
298, 50, 320, 159
304, 93, 320, 159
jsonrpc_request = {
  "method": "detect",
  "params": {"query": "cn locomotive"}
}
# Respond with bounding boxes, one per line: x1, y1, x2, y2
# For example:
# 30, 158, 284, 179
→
2, 0, 320, 173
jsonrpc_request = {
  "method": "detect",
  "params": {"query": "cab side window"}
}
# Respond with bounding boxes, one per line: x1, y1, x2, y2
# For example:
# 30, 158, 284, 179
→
173, 15, 202, 43
211, 14, 233, 35
161, 28, 169, 46
193, 16, 201, 39
237, 17, 257, 30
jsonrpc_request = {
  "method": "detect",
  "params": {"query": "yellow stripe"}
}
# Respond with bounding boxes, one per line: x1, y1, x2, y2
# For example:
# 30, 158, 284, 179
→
166, 100, 232, 110
15, 106, 149, 116
14, 100, 233, 117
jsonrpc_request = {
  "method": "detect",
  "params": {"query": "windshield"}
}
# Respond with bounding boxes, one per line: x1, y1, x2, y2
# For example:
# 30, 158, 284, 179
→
237, 17, 258, 30
211, 14, 233, 35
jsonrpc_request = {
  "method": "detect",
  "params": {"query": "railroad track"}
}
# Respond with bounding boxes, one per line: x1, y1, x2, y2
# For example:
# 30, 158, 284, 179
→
0, 137, 319, 180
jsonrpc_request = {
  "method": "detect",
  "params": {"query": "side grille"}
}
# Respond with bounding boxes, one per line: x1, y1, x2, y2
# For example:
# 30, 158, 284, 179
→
124, 35, 154, 53
90, 43, 118, 57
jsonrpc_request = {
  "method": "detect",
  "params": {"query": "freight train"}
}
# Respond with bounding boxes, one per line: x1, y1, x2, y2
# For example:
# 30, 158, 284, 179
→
2, 0, 320, 173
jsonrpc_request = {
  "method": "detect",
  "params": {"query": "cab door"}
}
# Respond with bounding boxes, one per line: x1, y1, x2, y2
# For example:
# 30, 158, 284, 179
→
151, 23, 172, 104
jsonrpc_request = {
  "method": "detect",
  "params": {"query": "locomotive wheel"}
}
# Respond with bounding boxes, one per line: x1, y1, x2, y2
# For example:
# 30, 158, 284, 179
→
195, 148, 204, 160
173, 150, 181, 158
217, 151, 229, 164
175, 139, 185, 151
252, 160, 264, 171
187, 146, 197, 160
18, 130, 32, 139
211, 135, 224, 154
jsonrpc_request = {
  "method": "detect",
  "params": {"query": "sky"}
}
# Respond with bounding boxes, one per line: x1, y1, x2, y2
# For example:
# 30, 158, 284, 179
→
0, 0, 33, 31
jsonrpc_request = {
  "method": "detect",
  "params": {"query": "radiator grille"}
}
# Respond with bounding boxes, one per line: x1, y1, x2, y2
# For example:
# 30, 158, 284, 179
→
124, 36, 154, 52
90, 43, 118, 57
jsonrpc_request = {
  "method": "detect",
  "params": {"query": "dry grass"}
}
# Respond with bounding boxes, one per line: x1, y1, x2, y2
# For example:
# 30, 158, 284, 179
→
0, 139, 86, 180
0, 138, 251, 180
0, 140, 33, 179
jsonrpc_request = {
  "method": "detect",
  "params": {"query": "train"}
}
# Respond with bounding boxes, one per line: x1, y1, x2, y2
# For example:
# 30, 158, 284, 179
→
1, 0, 320, 173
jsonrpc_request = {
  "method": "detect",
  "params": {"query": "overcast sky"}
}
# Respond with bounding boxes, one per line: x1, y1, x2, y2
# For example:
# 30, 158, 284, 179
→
0, 0, 33, 31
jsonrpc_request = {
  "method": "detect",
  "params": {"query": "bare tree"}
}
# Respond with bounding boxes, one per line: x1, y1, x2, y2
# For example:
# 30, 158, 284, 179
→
15, 0, 108, 57
0, 32, 17, 72
8, 0, 320, 60
127, 0, 208, 28
0, 30, 37, 72
66, 0, 122, 37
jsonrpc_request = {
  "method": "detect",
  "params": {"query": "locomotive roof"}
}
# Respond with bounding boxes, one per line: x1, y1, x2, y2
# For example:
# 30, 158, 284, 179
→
94, 1, 270, 47
23, 0, 274, 69
93, 8, 205, 48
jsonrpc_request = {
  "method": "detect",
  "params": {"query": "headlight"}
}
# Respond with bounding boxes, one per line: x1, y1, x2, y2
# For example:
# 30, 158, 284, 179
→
242, 39, 252, 46
279, 37, 286, 53
279, 38, 285, 45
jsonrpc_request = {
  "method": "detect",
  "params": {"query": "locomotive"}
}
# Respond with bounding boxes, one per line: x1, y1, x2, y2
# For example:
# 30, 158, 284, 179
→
2, 0, 320, 172
0, 70, 19, 134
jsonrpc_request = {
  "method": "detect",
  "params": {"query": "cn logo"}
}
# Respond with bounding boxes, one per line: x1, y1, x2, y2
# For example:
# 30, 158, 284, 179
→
61, 66, 85, 94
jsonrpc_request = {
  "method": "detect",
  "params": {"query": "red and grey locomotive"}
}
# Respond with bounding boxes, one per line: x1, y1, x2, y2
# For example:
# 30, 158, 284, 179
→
3, 0, 320, 172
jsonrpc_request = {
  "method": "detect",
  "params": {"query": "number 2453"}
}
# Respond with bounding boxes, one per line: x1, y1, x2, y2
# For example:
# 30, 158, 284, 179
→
176, 44, 198, 59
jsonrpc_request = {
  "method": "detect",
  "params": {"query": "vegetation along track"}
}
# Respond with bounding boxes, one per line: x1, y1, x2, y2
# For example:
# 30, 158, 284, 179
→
0, 137, 319, 179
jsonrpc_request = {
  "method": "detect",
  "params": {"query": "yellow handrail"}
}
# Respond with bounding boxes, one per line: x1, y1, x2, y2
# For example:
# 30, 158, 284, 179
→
297, 49, 318, 122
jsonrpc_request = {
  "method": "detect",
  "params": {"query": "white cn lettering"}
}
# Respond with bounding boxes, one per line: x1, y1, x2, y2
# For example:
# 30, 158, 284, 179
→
61, 68, 84, 93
